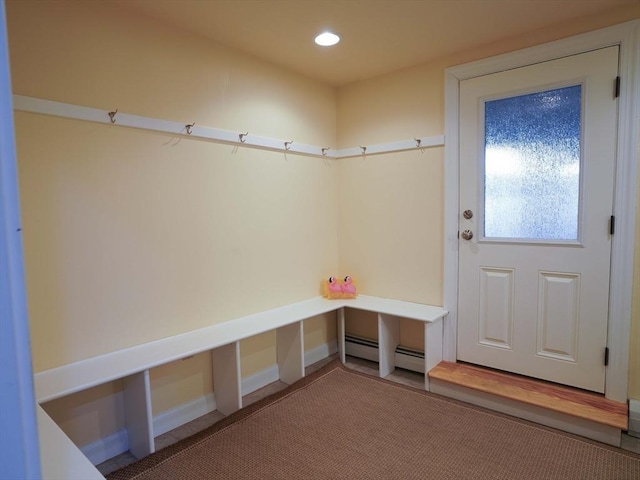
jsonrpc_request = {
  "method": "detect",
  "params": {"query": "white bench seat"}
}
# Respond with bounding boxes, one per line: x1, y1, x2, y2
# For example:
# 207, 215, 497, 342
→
34, 295, 446, 404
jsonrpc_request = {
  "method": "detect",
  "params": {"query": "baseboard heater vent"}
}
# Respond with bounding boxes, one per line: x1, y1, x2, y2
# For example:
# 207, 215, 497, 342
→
344, 334, 425, 374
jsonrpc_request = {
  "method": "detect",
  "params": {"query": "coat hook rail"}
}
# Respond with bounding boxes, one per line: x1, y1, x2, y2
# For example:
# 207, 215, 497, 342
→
12, 95, 445, 159
333, 136, 444, 158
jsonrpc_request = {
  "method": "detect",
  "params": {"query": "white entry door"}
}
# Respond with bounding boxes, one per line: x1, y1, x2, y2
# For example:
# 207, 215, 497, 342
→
457, 47, 619, 393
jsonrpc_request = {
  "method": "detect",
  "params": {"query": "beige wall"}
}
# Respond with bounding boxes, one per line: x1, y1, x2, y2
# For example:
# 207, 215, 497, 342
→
338, 149, 444, 305
336, 56, 448, 344
16, 115, 338, 370
150, 353, 213, 417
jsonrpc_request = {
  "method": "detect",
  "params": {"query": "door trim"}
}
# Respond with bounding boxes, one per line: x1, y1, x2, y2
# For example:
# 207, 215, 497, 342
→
0, 0, 42, 476
444, 19, 640, 402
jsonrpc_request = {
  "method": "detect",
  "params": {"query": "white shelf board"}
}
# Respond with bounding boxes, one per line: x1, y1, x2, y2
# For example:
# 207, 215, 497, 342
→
343, 295, 447, 322
33, 295, 446, 403
34, 296, 339, 403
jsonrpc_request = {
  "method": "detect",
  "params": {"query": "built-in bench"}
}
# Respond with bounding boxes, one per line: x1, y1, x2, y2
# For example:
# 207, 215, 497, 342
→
34, 295, 447, 479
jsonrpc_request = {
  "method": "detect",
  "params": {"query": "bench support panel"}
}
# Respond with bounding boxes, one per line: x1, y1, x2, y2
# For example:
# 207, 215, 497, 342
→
424, 317, 443, 391
378, 314, 401, 378
122, 370, 154, 459
337, 308, 346, 364
277, 321, 304, 385
212, 342, 241, 415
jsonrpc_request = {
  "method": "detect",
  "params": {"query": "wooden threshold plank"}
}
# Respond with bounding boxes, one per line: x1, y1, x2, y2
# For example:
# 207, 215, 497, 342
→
428, 362, 628, 430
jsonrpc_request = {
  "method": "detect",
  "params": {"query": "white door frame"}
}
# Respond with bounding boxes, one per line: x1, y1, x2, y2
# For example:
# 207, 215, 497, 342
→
443, 19, 640, 403
0, 0, 41, 476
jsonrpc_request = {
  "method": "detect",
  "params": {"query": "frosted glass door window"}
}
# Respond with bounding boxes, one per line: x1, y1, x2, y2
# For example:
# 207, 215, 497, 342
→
484, 85, 582, 240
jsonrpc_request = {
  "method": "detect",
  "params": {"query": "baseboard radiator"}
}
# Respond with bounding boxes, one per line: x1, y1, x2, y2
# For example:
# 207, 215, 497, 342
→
344, 334, 425, 374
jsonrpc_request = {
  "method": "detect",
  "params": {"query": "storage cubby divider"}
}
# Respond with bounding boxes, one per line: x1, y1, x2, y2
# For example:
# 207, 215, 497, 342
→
122, 370, 154, 458
276, 321, 305, 385
211, 342, 241, 415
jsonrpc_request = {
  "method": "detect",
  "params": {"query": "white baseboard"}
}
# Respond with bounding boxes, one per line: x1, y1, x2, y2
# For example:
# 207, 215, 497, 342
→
305, 340, 338, 367
241, 365, 280, 396
81, 428, 128, 466
240, 341, 338, 395
629, 399, 640, 438
82, 340, 338, 464
153, 391, 217, 437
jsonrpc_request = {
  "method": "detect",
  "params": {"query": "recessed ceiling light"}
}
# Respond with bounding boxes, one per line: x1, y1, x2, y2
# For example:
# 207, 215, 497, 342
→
314, 32, 340, 47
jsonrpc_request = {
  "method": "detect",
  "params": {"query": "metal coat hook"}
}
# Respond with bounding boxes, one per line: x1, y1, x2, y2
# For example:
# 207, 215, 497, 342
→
185, 123, 196, 135
360, 145, 367, 155
415, 138, 422, 148
284, 140, 293, 150
239, 132, 248, 143
321, 147, 330, 156
108, 109, 118, 124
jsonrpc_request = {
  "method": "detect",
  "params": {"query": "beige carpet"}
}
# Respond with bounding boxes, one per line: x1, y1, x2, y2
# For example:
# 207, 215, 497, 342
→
108, 360, 639, 480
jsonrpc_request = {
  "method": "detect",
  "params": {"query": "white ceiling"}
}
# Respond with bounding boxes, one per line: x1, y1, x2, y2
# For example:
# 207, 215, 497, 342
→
115, 0, 638, 86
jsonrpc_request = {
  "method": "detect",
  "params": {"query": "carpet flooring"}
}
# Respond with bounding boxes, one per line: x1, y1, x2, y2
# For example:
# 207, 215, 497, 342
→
107, 359, 639, 480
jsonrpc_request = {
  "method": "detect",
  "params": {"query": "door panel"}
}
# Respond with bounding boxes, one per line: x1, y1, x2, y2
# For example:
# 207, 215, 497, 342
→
457, 47, 619, 393
478, 267, 514, 350
536, 272, 580, 362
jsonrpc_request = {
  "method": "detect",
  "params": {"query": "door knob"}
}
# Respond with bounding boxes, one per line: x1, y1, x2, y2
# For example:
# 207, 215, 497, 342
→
461, 230, 473, 240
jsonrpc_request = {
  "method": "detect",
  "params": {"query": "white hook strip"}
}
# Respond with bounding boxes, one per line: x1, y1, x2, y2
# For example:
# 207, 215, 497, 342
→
12, 95, 445, 159
333, 136, 444, 158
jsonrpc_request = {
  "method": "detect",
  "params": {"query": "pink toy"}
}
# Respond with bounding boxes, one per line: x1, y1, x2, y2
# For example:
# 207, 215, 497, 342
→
341, 276, 356, 296
322, 275, 357, 299
328, 276, 342, 295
